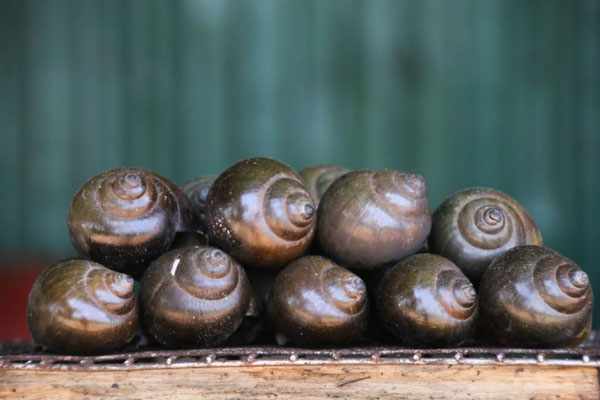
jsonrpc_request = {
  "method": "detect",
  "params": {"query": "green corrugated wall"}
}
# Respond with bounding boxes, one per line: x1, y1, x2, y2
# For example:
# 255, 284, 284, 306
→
1, 1, 599, 320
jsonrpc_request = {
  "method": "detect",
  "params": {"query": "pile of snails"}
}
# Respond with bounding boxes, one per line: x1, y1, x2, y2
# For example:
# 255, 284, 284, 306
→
26, 158, 593, 354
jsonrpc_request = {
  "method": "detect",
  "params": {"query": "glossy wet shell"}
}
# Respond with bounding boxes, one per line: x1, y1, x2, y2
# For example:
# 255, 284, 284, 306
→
206, 157, 316, 268
68, 168, 199, 278
479, 245, 593, 347
317, 170, 431, 270
139, 246, 252, 348
27, 259, 138, 354
299, 164, 349, 207
377, 254, 478, 347
267, 255, 368, 346
428, 187, 542, 284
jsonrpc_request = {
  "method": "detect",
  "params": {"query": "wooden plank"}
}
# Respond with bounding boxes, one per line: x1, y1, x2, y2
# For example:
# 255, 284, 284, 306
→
0, 364, 598, 399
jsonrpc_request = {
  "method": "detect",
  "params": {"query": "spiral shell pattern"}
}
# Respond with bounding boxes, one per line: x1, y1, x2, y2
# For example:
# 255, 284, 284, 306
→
267, 256, 368, 346
68, 168, 199, 278
428, 187, 542, 283
139, 246, 252, 348
479, 245, 593, 347
317, 170, 431, 270
206, 157, 316, 268
27, 259, 138, 354
299, 164, 349, 206
376, 254, 478, 347
182, 175, 216, 226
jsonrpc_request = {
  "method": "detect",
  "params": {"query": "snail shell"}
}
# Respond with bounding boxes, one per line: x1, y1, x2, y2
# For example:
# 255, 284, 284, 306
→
428, 187, 542, 284
317, 170, 431, 270
299, 164, 349, 207
206, 157, 316, 268
182, 175, 216, 227
139, 246, 252, 348
68, 168, 199, 278
267, 255, 368, 346
479, 245, 593, 347
376, 254, 478, 347
27, 259, 138, 354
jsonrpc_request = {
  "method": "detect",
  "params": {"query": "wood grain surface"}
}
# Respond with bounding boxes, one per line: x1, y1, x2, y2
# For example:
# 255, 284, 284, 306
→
1, 364, 598, 399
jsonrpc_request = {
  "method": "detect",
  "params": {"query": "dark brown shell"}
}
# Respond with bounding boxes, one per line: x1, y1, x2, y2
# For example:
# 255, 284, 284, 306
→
299, 164, 349, 207
267, 255, 368, 346
479, 245, 593, 347
428, 187, 542, 284
206, 157, 316, 268
27, 259, 139, 354
317, 170, 431, 270
376, 254, 478, 347
170, 231, 209, 250
182, 175, 216, 227
68, 168, 199, 278
139, 246, 252, 348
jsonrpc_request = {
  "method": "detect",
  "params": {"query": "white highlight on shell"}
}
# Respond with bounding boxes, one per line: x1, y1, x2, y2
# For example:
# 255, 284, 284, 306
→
170, 258, 181, 276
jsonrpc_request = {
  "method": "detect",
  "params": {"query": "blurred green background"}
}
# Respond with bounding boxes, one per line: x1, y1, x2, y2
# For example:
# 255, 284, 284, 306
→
1, 0, 599, 327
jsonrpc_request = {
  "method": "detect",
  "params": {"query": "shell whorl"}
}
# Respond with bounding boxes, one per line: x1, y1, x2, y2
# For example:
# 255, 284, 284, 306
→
322, 265, 368, 316
206, 157, 316, 268
317, 169, 431, 270
182, 175, 216, 221
479, 245, 593, 347
299, 164, 349, 206
376, 254, 478, 347
27, 259, 139, 353
436, 269, 477, 321
139, 246, 252, 347
98, 172, 156, 218
263, 176, 315, 241
456, 197, 525, 250
429, 187, 542, 283
68, 168, 199, 277
533, 254, 591, 314
87, 267, 136, 315
371, 171, 429, 217
267, 255, 368, 345
173, 247, 239, 301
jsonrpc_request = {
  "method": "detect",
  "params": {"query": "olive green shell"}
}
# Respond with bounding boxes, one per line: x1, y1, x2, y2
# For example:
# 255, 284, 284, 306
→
317, 170, 431, 270
479, 245, 593, 348
428, 187, 542, 284
267, 256, 368, 346
299, 164, 349, 207
68, 168, 199, 278
27, 259, 139, 354
206, 157, 316, 268
377, 254, 478, 347
139, 246, 252, 348
182, 175, 216, 227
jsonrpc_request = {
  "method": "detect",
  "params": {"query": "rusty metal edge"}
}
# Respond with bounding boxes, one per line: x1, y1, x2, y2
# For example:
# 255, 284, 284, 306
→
2, 345, 600, 370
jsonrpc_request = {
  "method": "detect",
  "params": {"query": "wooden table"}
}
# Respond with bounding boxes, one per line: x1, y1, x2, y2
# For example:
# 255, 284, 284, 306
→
2, 346, 599, 399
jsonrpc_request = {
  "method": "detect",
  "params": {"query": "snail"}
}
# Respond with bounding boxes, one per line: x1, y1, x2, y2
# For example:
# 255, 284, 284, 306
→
317, 170, 431, 270
479, 245, 593, 347
267, 255, 368, 346
182, 175, 216, 227
68, 168, 199, 278
376, 254, 478, 347
205, 157, 316, 268
428, 187, 542, 284
139, 246, 253, 348
299, 164, 349, 207
27, 259, 139, 354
